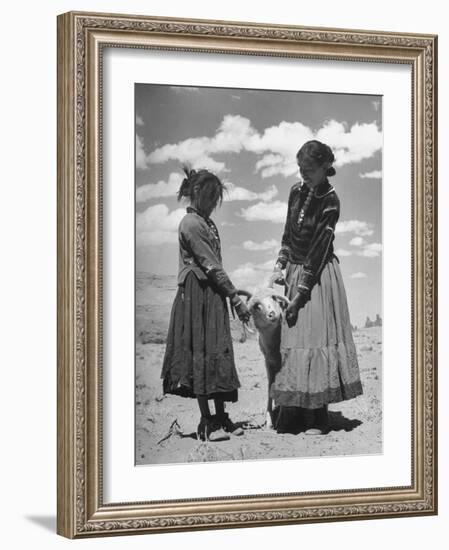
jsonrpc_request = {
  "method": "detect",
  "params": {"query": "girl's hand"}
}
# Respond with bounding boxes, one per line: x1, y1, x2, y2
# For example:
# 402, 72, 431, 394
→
235, 300, 251, 323
269, 266, 285, 287
285, 291, 309, 327
285, 298, 300, 327
231, 295, 251, 323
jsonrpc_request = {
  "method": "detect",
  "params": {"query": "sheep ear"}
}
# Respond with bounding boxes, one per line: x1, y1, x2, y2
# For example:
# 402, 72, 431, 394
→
245, 319, 256, 334
272, 294, 290, 310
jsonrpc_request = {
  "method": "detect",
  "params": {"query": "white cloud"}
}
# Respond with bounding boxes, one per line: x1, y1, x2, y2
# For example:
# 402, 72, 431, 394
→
239, 200, 288, 223
136, 135, 147, 170
316, 120, 382, 167
242, 239, 279, 251
251, 119, 382, 177
224, 182, 278, 202
350, 272, 367, 279
230, 260, 274, 291
148, 135, 227, 173
147, 115, 254, 173
335, 248, 352, 257
255, 154, 285, 174
336, 220, 374, 237
210, 115, 254, 154
246, 121, 313, 178
347, 236, 382, 257
344, 234, 382, 257
136, 115, 144, 127
358, 242, 383, 257
257, 186, 279, 201
360, 170, 382, 179
136, 172, 183, 202
193, 157, 227, 173
349, 236, 365, 246
136, 204, 185, 246
145, 114, 382, 178
136, 174, 278, 204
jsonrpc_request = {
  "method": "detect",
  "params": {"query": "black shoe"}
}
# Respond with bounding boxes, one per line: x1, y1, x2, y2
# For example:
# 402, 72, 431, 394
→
215, 412, 244, 436
197, 416, 230, 442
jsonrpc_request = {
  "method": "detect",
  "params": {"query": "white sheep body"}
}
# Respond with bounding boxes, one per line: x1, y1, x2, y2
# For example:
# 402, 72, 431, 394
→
241, 288, 289, 429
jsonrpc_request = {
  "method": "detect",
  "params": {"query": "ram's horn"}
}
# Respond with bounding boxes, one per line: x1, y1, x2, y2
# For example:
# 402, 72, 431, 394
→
243, 321, 256, 334
272, 294, 290, 308
236, 289, 253, 300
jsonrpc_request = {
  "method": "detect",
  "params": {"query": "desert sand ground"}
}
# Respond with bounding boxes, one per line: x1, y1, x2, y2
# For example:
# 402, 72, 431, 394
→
136, 273, 382, 466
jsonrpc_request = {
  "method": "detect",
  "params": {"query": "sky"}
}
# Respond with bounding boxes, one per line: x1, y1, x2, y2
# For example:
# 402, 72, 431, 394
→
135, 84, 382, 328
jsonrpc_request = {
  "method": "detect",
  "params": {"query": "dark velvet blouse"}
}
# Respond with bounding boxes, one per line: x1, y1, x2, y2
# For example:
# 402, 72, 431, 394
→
177, 207, 237, 298
276, 180, 340, 293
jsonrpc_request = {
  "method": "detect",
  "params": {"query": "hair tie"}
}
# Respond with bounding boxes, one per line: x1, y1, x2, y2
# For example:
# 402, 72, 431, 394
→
182, 166, 197, 182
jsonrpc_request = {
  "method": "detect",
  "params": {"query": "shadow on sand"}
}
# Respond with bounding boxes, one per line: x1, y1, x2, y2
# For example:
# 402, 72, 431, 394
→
271, 406, 362, 435
180, 419, 248, 441
163, 410, 362, 440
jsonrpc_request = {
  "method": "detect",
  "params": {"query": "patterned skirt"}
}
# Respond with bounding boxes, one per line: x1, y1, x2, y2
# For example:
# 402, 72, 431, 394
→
270, 257, 363, 409
161, 272, 240, 401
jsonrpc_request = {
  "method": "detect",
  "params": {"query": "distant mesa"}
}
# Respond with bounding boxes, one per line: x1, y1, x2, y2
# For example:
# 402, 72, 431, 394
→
364, 314, 382, 328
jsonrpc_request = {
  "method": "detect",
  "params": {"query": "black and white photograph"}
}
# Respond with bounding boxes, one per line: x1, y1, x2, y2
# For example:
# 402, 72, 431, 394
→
135, 83, 383, 466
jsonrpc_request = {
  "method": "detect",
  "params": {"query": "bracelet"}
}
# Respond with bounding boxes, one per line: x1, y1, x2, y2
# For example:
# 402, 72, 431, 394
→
297, 283, 310, 293
233, 298, 243, 307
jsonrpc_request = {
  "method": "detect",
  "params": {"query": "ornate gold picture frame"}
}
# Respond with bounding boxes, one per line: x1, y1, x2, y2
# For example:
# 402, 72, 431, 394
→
57, 11, 437, 538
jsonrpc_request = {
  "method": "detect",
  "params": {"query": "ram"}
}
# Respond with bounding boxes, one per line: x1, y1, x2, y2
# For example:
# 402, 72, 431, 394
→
237, 288, 289, 429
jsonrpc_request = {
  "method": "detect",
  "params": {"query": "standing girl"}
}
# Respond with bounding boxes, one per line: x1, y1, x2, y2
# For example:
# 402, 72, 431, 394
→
161, 168, 251, 442
269, 140, 363, 435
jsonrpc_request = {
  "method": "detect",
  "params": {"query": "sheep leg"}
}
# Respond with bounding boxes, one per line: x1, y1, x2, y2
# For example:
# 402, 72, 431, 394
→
264, 361, 276, 430
266, 394, 274, 429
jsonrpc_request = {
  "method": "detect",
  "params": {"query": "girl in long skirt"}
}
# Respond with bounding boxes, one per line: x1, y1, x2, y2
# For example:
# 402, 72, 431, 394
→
269, 140, 363, 435
161, 168, 251, 442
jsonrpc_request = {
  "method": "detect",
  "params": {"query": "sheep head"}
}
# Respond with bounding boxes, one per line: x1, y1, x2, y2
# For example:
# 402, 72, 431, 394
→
237, 288, 290, 332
